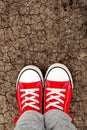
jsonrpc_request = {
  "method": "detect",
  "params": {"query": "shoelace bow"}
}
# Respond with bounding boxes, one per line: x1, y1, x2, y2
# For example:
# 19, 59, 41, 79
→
46, 88, 66, 110
20, 88, 40, 110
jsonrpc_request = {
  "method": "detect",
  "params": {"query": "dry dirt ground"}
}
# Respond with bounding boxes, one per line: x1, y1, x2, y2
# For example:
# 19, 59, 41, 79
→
0, 0, 87, 130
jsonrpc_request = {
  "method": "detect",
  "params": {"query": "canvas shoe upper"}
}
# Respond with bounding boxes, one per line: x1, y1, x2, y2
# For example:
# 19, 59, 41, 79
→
44, 63, 73, 114
16, 65, 43, 115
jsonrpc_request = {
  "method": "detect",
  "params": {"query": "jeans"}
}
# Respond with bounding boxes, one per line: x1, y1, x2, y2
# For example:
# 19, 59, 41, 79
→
14, 110, 77, 130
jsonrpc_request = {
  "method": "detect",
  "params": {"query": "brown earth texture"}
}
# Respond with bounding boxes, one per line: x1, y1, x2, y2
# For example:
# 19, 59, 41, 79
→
0, 0, 87, 130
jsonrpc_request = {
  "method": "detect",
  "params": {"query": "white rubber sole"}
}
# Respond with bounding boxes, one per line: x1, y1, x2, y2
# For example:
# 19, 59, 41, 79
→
16, 65, 43, 89
45, 63, 74, 89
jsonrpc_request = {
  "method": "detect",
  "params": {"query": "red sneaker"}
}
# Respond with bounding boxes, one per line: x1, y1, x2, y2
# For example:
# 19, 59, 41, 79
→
16, 65, 43, 115
44, 63, 73, 114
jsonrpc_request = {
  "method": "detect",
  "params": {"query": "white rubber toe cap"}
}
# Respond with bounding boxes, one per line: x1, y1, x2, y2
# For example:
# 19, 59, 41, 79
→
47, 67, 69, 81
19, 69, 41, 83
45, 63, 74, 88
16, 65, 43, 85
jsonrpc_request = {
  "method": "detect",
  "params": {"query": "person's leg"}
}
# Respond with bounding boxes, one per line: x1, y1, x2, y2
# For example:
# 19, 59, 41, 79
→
15, 111, 45, 130
44, 63, 77, 130
14, 65, 45, 130
44, 110, 77, 130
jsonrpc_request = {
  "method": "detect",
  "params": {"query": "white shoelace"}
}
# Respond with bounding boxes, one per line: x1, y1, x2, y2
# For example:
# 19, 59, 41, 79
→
20, 88, 40, 110
46, 88, 66, 110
